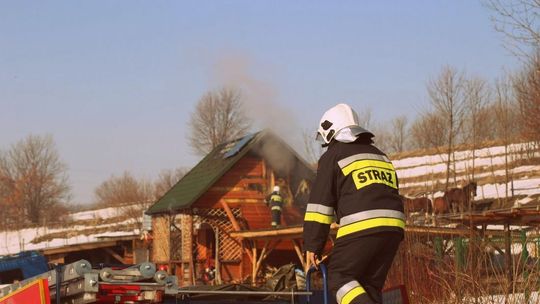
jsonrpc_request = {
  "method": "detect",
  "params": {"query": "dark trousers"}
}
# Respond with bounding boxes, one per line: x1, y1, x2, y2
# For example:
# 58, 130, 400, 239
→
328, 232, 403, 304
271, 210, 281, 227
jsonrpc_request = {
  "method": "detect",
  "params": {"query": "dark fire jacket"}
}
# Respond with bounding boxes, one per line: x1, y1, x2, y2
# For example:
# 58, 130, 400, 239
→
303, 139, 405, 255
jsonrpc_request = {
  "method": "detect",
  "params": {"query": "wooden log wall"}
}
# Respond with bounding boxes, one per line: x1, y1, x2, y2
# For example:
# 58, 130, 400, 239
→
151, 215, 170, 263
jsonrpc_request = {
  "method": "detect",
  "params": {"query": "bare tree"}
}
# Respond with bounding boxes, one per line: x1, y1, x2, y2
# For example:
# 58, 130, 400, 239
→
94, 171, 154, 207
464, 76, 490, 180
493, 77, 519, 202
94, 171, 155, 229
427, 66, 467, 188
388, 115, 408, 153
410, 112, 446, 150
513, 54, 540, 143
371, 123, 392, 153
188, 87, 252, 155
0, 168, 20, 230
486, 0, 540, 59
0, 134, 70, 225
356, 106, 373, 130
154, 167, 188, 199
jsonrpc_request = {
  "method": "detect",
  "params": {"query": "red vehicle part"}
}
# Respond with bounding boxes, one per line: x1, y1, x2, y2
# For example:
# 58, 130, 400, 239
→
96, 283, 162, 303
0, 279, 50, 304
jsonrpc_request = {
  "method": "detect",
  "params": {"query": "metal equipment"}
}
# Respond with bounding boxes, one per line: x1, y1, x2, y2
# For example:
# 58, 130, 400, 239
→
0, 261, 179, 304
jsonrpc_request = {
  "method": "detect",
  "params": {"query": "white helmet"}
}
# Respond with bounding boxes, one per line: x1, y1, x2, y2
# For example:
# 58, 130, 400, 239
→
317, 103, 372, 146
273, 185, 280, 193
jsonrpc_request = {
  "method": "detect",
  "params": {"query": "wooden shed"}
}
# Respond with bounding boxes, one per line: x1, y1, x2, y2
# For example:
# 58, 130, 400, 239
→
145, 130, 315, 286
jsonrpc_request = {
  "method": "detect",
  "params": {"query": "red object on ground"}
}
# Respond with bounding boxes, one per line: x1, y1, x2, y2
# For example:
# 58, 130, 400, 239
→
96, 283, 162, 303
0, 279, 50, 304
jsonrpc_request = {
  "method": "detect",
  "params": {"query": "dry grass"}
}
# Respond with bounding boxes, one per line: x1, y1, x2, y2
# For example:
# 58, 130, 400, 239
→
388, 228, 540, 303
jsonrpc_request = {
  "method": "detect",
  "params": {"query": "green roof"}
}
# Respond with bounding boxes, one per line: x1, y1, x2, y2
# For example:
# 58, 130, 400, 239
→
147, 130, 283, 215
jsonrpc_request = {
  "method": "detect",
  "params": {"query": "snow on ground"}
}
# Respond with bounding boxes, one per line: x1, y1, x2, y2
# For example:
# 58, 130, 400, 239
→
394, 141, 540, 202
476, 178, 540, 200
70, 207, 126, 221
0, 207, 141, 256
399, 167, 540, 191
393, 142, 538, 169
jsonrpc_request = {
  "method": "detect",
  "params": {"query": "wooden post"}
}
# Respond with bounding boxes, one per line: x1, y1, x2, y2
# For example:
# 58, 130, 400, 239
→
270, 170, 275, 192
255, 241, 269, 277
214, 226, 222, 285
256, 241, 280, 275
504, 223, 513, 290
292, 239, 306, 269
252, 246, 257, 285
181, 213, 195, 286
240, 241, 244, 282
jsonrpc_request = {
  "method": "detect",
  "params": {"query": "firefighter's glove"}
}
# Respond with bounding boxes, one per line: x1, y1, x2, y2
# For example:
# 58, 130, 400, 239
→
306, 251, 319, 272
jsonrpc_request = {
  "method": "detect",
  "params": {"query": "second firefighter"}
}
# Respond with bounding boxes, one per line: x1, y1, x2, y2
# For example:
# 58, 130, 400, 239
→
266, 186, 283, 228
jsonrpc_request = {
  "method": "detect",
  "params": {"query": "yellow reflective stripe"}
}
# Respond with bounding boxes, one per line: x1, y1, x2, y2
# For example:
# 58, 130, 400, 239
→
341, 159, 395, 176
271, 195, 283, 202
342, 286, 366, 304
271, 206, 282, 211
337, 218, 405, 238
304, 212, 333, 224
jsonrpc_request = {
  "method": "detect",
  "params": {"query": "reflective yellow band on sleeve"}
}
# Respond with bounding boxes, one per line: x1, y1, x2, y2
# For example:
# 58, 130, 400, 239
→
336, 218, 405, 238
341, 286, 366, 304
304, 212, 334, 224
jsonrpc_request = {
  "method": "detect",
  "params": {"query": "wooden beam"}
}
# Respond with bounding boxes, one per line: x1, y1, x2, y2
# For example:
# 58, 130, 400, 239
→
264, 241, 280, 260
291, 239, 305, 269
255, 241, 269, 277
251, 247, 257, 285
46, 253, 66, 265
230, 226, 304, 239
221, 199, 254, 262
41, 240, 120, 255
105, 248, 125, 264
220, 200, 242, 232
254, 240, 281, 279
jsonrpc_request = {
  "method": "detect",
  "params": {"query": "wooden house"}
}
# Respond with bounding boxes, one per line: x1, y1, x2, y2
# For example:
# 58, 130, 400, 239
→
145, 131, 315, 286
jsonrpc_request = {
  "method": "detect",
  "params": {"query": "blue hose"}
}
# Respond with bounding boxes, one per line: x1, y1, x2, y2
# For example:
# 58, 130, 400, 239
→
305, 264, 328, 304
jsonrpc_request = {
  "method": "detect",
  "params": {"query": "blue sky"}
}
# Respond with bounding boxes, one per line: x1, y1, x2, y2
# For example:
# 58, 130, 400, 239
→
0, 1, 519, 204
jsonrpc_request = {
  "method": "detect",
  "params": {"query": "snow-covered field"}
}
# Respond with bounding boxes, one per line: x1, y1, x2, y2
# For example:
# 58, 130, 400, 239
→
0, 205, 142, 255
393, 142, 540, 204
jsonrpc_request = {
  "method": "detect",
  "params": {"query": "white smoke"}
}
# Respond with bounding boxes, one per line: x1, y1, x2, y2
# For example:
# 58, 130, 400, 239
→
210, 53, 306, 155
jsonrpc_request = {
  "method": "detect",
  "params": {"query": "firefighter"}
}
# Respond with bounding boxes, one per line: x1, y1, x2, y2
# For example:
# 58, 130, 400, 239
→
303, 103, 405, 304
266, 185, 283, 228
